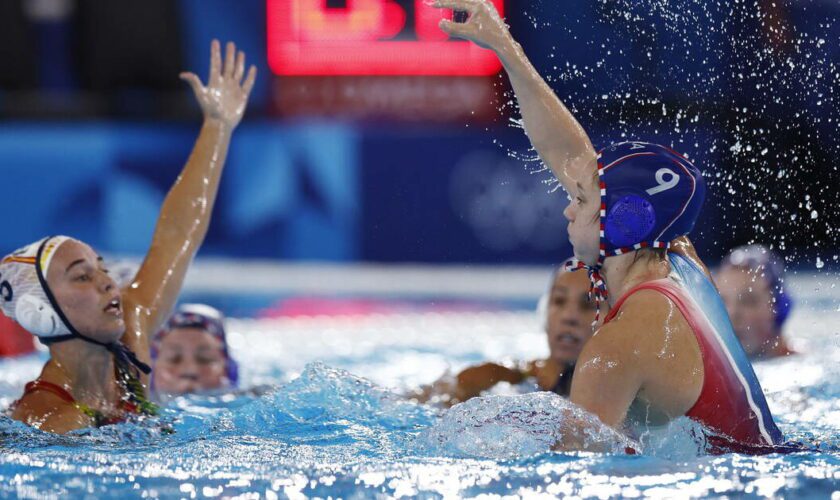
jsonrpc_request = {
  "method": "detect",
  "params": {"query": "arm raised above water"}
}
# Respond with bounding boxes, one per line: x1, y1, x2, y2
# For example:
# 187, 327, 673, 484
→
120, 40, 257, 364
434, 0, 598, 194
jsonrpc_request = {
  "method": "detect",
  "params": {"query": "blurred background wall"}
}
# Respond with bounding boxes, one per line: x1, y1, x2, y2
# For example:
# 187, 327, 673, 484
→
0, 0, 837, 267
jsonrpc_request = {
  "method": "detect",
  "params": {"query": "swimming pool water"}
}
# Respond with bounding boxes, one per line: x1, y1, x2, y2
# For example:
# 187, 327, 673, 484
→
0, 273, 838, 499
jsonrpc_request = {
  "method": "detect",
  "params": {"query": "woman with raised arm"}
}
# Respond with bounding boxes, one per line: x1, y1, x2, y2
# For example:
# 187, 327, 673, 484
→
434, 0, 787, 454
1, 40, 256, 434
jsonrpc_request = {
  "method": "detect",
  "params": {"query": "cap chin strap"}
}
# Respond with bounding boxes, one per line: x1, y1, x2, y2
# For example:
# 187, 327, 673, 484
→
34, 238, 151, 377
40, 335, 151, 376
564, 257, 609, 327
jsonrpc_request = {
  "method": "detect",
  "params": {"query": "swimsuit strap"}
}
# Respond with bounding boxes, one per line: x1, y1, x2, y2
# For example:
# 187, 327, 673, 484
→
23, 380, 76, 404
602, 278, 673, 324
21, 380, 104, 422
115, 364, 159, 417
21, 377, 155, 426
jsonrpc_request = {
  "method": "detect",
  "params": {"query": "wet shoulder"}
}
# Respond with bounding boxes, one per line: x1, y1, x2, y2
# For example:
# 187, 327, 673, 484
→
602, 290, 677, 341
597, 288, 700, 366
10, 391, 92, 434
599, 287, 704, 415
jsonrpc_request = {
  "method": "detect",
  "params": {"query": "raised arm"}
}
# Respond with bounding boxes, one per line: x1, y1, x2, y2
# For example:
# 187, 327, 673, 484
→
434, 0, 597, 193
121, 40, 257, 360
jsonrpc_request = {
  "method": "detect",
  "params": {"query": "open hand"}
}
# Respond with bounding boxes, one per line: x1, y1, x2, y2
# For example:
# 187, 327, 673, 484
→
180, 40, 257, 129
434, 0, 512, 52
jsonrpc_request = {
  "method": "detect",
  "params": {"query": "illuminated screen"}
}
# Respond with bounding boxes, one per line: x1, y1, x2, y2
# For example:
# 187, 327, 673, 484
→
267, 0, 505, 76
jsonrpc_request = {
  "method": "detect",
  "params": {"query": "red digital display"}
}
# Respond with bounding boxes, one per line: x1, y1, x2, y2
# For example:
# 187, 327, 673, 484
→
267, 0, 504, 76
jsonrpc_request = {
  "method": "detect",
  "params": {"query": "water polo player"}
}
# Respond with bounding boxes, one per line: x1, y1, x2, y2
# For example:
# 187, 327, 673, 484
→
415, 266, 597, 405
151, 304, 239, 399
717, 245, 795, 360
435, 0, 785, 453
1, 40, 256, 433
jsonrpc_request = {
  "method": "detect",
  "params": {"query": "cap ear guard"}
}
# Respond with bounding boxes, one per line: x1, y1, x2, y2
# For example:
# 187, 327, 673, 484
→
605, 194, 657, 248
772, 285, 793, 329
598, 142, 704, 256
15, 294, 64, 337
1, 236, 75, 341
225, 357, 240, 387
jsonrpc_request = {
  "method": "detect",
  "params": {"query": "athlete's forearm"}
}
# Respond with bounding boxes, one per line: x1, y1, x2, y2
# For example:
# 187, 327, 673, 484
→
494, 40, 597, 193
122, 119, 232, 347
156, 118, 231, 246
454, 363, 525, 401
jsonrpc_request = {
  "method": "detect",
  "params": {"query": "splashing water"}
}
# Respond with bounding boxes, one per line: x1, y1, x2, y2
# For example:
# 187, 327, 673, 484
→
417, 392, 636, 459
491, 0, 839, 262
0, 277, 838, 498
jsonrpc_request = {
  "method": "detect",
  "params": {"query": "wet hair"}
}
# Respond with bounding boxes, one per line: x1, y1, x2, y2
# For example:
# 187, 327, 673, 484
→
632, 247, 668, 264
588, 170, 601, 224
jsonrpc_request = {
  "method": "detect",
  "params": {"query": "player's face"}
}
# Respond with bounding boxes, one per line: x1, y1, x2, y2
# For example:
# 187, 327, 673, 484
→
546, 270, 598, 366
717, 266, 778, 357
153, 327, 229, 395
564, 171, 601, 266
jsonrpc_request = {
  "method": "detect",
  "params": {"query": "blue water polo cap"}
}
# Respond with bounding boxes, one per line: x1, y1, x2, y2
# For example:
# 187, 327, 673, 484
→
567, 142, 706, 321
598, 142, 705, 258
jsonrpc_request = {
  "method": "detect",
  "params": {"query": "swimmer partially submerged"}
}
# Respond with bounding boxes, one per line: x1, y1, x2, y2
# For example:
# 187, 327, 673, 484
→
434, 0, 785, 454
1, 40, 256, 433
717, 245, 795, 360
151, 304, 239, 400
413, 266, 598, 405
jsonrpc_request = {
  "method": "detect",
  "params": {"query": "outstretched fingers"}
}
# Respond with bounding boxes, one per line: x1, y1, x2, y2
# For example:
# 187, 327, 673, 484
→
242, 66, 257, 95
433, 0, 479, 14
224, 41, 236, 79
180, 72, 204, 95
234, 51, 245, 82
209, 39, 221, 82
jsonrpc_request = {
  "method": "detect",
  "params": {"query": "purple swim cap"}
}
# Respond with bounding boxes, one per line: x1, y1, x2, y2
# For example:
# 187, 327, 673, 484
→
151, 304, 239, 387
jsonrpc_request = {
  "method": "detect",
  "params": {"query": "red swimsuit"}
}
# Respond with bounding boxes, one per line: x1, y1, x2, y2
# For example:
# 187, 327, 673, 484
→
604, 277, 783, 453
14, 380, 141, 427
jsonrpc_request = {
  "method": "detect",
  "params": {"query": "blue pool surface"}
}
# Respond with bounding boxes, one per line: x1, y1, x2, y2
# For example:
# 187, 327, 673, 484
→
0, 273, 838, 499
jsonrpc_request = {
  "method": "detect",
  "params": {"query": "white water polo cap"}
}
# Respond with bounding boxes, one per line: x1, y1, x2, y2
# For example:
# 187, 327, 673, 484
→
0, 236, 75, 340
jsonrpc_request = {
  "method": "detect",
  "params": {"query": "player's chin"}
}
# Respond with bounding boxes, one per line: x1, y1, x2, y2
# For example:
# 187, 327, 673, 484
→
572, 247, 598, 267
82, 318, 125, 344
102, 318, 126, 341
551, 349, 579, 367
